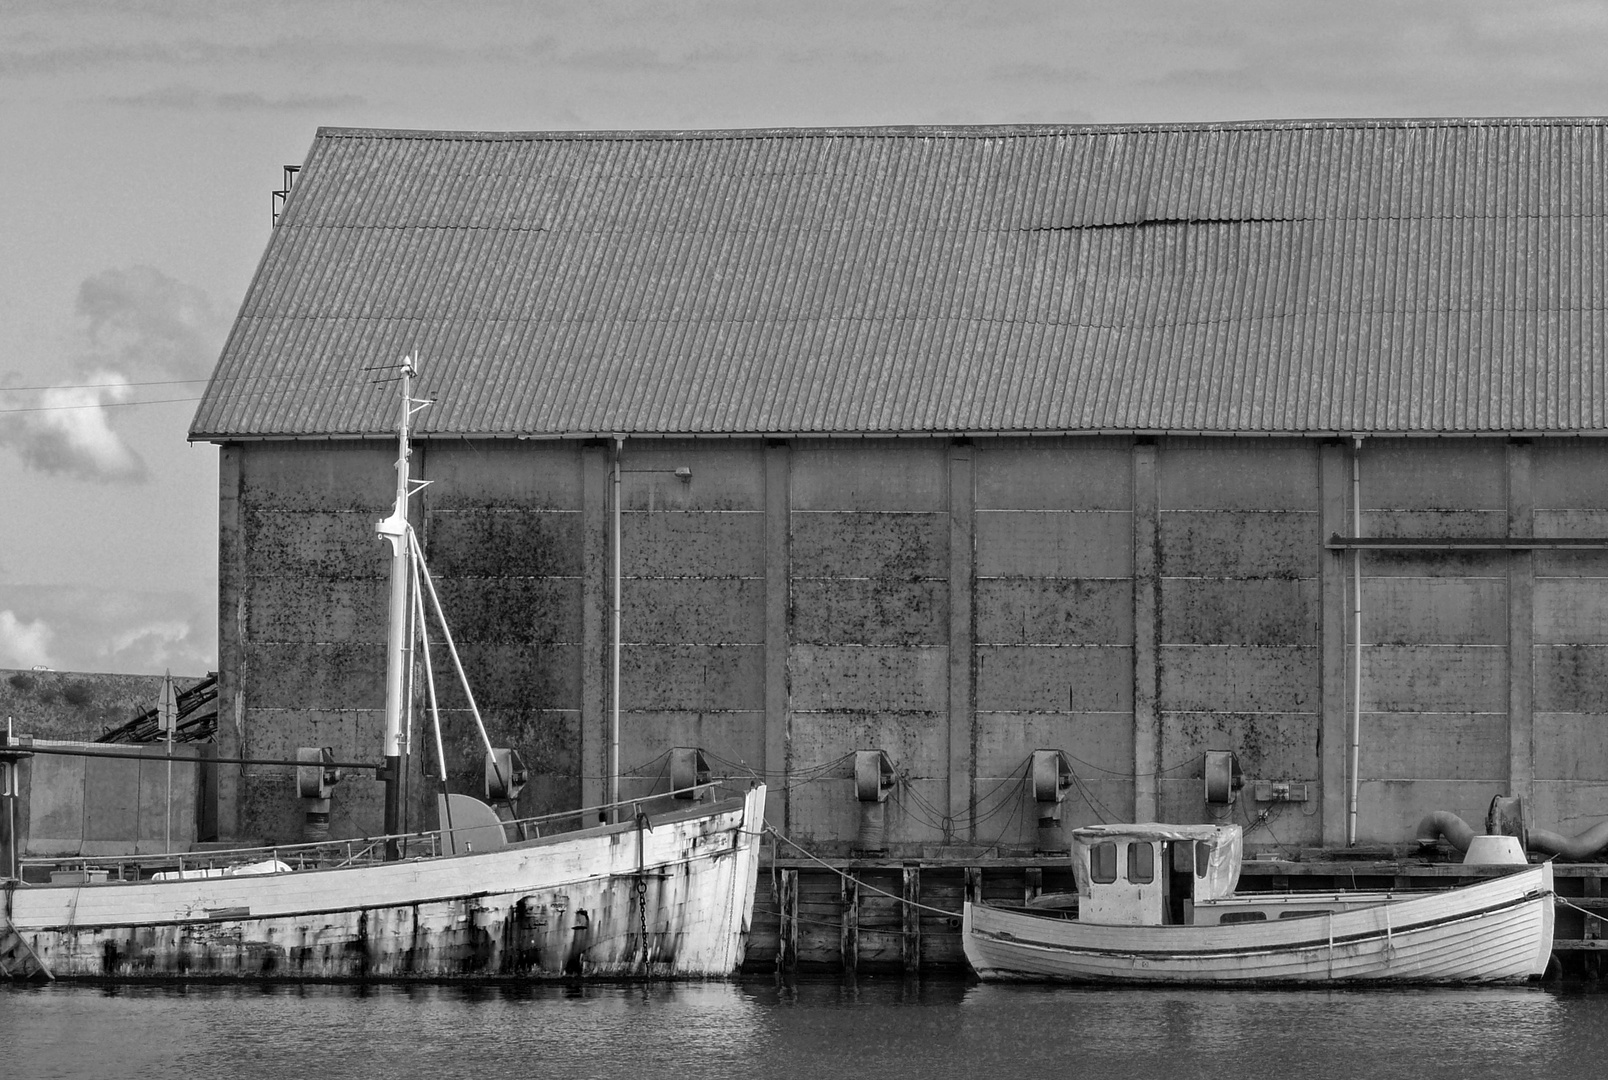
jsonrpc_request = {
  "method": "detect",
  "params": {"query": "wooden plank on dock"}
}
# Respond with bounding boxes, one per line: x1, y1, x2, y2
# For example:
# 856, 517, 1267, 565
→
903, 866, 921, 975
841, 872, 859, 976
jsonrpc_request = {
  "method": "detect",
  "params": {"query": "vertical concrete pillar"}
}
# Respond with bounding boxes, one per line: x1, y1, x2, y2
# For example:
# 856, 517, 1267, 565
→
948, 444, 976, 837
764, 441, 791, 830
1319, 442, 1350, 847
1508, 440, 1534, 804
580, 443, 610, 816
1132, 441, 1159, 822
215, 443, 244, 841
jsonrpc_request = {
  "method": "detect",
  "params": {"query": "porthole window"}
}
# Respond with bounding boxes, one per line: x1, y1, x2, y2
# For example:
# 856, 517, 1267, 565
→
1090, 841, 1117, 884
1127, 841, 1154, 884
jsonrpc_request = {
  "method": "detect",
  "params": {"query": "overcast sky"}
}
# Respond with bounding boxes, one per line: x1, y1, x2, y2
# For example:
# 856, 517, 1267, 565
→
4, 0, 1608, 676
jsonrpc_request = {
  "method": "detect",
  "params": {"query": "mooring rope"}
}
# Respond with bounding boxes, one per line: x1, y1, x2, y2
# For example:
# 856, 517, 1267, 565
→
765, 825, 965, 918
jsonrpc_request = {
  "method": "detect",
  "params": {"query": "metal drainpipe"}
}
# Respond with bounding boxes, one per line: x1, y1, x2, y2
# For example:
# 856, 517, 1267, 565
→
610, 436, 623, 824
1349, 436, 1364, 846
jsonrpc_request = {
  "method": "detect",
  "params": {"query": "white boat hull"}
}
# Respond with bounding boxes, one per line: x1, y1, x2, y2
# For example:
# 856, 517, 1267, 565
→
5, 786, 764, 980
964, 862, 1554, 985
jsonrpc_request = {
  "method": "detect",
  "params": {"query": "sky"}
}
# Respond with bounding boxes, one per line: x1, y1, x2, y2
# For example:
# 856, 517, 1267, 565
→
3, 0, 1608, 677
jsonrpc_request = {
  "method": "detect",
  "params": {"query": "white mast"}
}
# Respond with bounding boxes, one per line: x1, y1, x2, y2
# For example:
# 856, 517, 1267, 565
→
376, 357, 419, 856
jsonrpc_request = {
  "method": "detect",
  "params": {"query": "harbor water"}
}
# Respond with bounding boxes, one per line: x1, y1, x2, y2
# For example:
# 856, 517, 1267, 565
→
6, 977, 1608, 1079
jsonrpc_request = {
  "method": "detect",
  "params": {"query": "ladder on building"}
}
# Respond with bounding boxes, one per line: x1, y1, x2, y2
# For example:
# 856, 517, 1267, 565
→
0, 916, 53, 980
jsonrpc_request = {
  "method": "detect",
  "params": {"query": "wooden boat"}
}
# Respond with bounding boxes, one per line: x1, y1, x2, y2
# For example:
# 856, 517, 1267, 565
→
963, 823, 1554, 985
0, 361, 766, 981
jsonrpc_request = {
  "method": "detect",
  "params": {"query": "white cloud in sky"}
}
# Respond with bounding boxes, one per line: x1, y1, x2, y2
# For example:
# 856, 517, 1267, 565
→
0, 265, 226, 483
0, 610, 57, 670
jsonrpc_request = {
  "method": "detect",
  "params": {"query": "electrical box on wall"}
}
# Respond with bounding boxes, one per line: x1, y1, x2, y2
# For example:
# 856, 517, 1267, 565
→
1252, 780, 1309, 803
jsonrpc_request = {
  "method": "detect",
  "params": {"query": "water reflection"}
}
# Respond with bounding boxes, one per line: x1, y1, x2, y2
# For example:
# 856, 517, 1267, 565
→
5, 978, 1606, 1080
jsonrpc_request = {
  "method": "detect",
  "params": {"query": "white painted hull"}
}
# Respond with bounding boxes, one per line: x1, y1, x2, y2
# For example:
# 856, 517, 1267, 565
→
964, 862, 1554, 985
5, 786, 764, 981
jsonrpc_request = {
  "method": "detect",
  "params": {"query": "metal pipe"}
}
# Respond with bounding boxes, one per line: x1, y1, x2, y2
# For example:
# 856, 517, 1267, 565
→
1349, 436, 1363, 847
0, 744, 381, 771
379, 358, 416, 856
611, 435, 624, 823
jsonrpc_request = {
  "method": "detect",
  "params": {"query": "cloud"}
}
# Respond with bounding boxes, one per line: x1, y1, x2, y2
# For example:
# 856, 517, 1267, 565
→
0, 266, 227, 482
0, 610, 57, 670
106, 84, 366, 111
0, 586, 214, 676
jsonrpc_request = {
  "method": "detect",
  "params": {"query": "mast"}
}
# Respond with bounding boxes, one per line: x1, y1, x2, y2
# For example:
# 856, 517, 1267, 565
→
376, 358, 418, 859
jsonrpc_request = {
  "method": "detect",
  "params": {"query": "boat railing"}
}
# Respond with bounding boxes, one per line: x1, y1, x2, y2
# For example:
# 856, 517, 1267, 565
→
15, 777, 756, 881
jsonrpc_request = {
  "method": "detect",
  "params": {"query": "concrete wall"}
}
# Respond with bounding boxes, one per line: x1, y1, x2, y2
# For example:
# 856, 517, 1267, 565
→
215, 435, 1608, 854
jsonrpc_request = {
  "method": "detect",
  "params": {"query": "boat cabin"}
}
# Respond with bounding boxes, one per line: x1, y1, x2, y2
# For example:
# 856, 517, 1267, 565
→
1070, 823, 1242, 926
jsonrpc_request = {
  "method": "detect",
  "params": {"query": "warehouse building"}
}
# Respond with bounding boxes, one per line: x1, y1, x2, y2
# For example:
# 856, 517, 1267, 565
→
190, 118, 1608, 855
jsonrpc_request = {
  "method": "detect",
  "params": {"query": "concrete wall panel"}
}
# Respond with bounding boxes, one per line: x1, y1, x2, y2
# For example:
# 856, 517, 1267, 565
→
1358, 713, 1507, 780
434, 578, 582, 645
790, 443, 947, 511
976, 511, 1134, 577
1362, 577, 1507, 645
425, 442, 582, 508
790, 644, 948, 712
244, 511, 390, 579
239, 442, 393, 510
1160, 646, 1318, 712
1536, 645, 1608, 713
1160, 440, 1318, 511
1365, 441, 1506, 510
246, 579, 389, 643
1532, 780, 1608, 838
1362, 551, 1507, 578
1159, 512, 1319, 578
620, 644, 765, 711
1533, 442, 1608, 509
792, 578, 948, 645
625, 578, 765, 644
1161, 579, 1317, 646
1534, 713, 1608, 781
1360, 645, 1507, 713
425, 509, 583, 577
975, 438, 1132, 510
1364, 510, 1509, 538
437, 643, 582, 712
976, 645, 1133, 712
243, 642, 386, 709
78, 755, 134, 844
624, 511, 766, 576
1535, 579, 1608, 643
791, 512, 947, 579
976, 579, 1133, 645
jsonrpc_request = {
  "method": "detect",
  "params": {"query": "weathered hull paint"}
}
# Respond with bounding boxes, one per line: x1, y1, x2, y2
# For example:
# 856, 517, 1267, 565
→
964, 861, 1554, 985
6, 786, 764, 980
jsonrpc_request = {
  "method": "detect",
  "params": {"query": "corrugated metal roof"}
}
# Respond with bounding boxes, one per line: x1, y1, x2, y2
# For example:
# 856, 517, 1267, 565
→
190, 118, 1608, 439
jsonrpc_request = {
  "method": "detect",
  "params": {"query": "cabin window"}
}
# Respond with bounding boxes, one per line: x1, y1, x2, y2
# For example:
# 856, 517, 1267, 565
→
1219, 911, 1267, 924
1277, 910, 1327, 921
1127, 841, 1154, 884
1195, 840, 1210, 876
1090, 842, 1117, 883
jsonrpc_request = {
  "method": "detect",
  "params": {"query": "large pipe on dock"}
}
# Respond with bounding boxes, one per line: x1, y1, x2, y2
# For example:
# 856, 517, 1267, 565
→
1417, 809, 1608, 860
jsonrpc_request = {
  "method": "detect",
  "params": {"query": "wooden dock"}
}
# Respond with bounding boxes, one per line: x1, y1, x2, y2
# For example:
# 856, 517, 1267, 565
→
742, 854, 1608, 979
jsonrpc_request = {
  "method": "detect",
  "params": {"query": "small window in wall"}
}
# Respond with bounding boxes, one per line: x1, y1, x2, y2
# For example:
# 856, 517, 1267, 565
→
1277, 910, 1327, 921
1090, 842, 1117, 883
1195, 841, 1211, 877
1127, 841, 1154, 884
1220, 911, 1267, 924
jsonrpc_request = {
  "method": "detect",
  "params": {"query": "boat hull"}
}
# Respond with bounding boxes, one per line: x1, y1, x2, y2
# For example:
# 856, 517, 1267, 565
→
964, 862, 1554, 985
4, 786, 764, 981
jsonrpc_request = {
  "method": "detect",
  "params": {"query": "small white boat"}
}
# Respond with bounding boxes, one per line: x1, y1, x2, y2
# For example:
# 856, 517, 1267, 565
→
963, 823, 1554, 985
1, 361, 765, 981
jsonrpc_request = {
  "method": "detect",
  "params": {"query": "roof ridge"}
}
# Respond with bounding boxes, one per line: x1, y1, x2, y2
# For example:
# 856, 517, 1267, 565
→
314, 116, 1608, 142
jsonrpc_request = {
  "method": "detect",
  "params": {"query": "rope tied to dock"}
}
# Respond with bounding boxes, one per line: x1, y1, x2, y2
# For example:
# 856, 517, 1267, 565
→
765, 826, 964, 918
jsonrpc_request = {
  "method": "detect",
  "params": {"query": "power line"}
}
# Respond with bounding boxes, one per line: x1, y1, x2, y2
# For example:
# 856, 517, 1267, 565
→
0, 396, 202, 415
2, 378, 211, 392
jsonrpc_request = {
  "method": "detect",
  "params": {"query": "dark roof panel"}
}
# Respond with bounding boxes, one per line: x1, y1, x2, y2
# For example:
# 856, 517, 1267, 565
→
192, 119, 1608, 439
